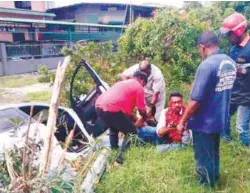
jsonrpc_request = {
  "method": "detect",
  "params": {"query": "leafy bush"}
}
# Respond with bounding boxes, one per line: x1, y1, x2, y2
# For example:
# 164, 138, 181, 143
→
38, 65, 55, 85
118, 9, 206, 84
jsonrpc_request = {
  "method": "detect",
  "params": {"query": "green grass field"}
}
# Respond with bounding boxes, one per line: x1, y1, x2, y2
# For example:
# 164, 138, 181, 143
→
97, 142, 250, 193
26, 91, 51, 102
0, 75, 39, 88
97, 116, 250, 193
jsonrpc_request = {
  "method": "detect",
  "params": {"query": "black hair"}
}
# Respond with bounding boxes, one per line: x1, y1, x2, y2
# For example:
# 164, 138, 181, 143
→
133, 70, 148, 83
169, 92, 183, 99
198, 30, 219, 47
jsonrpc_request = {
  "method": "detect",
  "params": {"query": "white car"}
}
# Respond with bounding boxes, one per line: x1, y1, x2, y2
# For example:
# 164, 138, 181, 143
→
0, 60, 110, 167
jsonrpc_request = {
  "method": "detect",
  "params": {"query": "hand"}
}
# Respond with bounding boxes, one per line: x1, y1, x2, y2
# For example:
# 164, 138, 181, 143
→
177, 124, 185, 131
237, 67, 247, 76
135, 118, 145, 128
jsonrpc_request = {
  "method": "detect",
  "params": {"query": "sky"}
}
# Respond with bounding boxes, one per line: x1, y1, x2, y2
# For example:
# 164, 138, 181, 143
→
54, 0, 184, 8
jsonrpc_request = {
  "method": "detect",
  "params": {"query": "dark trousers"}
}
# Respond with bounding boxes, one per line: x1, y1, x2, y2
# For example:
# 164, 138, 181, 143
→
222, 104, 238, 140
96, 108, 137, 164
192, 131, 220, 188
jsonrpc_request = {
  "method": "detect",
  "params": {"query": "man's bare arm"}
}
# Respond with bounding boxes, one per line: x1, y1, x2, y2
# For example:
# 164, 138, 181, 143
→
158, 127, 173, 137
150, 92, 160, 105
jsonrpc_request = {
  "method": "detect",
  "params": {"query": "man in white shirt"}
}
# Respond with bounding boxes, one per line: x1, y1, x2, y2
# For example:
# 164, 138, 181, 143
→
118, 60, 166, 121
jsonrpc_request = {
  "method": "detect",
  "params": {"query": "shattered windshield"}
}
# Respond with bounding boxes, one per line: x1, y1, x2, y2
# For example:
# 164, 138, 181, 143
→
0, 108, 30, 133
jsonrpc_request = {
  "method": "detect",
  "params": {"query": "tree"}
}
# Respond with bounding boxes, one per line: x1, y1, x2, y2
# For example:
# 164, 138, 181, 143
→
183, 1, 203, 11
214, 1, 250, 19
118, 9, 207, 84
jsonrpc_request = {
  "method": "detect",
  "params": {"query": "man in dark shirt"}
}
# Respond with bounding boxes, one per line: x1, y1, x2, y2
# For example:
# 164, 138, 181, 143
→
220, 12, 250, 146
177, 31, 236, 187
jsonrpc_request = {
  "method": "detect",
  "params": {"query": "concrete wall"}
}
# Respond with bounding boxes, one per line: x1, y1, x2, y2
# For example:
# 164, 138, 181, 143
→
0, 57, 63, 76
0, 32, 13, 42
0, 1, 46, 11
0, 12, 44, 19
0, 1, 14, 9
31, 1, 46, 12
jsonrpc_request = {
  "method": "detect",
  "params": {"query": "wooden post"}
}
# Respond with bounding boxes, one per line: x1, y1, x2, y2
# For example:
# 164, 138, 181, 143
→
40, 56, 71, 176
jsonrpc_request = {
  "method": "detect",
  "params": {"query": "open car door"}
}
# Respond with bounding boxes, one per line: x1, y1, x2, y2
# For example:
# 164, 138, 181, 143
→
69, 60, 110, 138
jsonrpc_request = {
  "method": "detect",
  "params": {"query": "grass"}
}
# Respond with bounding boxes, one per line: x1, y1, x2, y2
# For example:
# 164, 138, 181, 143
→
97, 142, 250, 193
0, 75, 39, 88
96, 116, 250, 193
26, 91, 51, 102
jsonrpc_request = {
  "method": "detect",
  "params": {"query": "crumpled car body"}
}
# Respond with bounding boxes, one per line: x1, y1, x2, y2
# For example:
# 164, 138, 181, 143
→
0, 60, 110, 168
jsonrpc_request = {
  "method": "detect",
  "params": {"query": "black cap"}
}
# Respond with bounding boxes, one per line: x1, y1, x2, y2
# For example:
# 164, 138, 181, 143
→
198, 30, 219, 46
133, 70, 148, 83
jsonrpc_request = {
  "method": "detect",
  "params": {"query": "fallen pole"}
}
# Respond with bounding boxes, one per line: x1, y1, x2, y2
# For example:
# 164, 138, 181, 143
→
81, 149, 110, 193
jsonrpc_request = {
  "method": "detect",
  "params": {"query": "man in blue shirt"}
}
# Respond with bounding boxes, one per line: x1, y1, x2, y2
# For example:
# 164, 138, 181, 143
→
177, 31, 236, 187
220, 12, 250, 146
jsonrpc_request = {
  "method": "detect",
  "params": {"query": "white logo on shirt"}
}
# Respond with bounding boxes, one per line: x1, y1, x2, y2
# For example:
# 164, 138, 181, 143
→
215, 60, 236, 92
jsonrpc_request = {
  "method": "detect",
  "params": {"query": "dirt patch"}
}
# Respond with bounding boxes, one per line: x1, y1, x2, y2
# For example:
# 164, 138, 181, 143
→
0, 83, 52, 106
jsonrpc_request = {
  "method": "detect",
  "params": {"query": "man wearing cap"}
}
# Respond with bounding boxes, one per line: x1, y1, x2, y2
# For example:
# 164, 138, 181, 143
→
118, 60, 166, 121
177, 31, 236, 187
96, 71, 148, 166
220, 12, 250, 146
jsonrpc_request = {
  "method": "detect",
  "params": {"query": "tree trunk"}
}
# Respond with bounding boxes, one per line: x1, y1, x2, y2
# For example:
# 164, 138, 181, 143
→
40, 56, 71, 176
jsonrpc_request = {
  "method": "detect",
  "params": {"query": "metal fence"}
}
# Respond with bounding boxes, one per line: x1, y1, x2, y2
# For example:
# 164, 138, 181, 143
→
5, 42, 69, 61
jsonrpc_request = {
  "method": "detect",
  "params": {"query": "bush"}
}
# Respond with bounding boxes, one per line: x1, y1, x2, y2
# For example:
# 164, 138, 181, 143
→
38, 65, 55, 85
118, 9, 207, 84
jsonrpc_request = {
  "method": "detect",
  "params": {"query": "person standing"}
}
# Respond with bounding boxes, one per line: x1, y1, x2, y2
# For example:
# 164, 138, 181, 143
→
177, 31, 236, 187
118, 60, 166, 121
220, 12, 250, 146
96, 71, 148, 166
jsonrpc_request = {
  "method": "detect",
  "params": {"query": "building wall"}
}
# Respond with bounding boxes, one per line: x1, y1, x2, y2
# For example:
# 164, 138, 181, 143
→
0, 1, 48, 12
31, 1, 46, 12
0, 12, 44, 19
75, 5, 127, 24
0, 57, 63, 76
0, 1, 14, 9
0, 32, 13, 42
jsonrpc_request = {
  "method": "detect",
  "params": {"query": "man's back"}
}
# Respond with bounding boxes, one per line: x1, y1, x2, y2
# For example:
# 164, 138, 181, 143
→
96, 79, 145, 115
188, 52, 236, 134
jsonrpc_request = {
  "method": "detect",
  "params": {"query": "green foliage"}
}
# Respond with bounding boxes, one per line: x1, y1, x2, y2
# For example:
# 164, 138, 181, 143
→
214, 1, 250, 20
118, 9, 206, 84
183, 1, 203, 11
38, 64, 55, 85
58, 41, 128, 106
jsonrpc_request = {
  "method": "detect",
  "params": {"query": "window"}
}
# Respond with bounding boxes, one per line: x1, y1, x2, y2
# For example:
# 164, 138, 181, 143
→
15, 1, 31, 10
0, 108, 29, 133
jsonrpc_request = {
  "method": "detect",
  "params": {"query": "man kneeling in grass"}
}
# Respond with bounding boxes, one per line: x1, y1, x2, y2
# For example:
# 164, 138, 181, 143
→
137, 92, 190, 152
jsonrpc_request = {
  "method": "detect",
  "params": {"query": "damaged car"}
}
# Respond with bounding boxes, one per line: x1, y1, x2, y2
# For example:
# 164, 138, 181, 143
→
0, 60, 111, 167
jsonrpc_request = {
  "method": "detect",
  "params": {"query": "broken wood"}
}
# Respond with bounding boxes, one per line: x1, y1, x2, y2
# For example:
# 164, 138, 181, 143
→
40, 56, 71, 176
81, 149, 110, 193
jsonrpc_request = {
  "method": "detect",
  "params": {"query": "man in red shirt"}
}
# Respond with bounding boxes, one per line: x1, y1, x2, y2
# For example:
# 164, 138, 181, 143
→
95, 71, 148, 165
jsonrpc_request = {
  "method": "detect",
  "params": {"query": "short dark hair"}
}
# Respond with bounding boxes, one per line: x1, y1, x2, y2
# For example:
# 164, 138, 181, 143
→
133, 70, 148, 83
198, 30, 219, 47
169, 92, 183, 99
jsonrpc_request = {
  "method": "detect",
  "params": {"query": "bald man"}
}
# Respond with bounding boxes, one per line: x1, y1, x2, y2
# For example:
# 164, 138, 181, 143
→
118, 60, 166, 121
